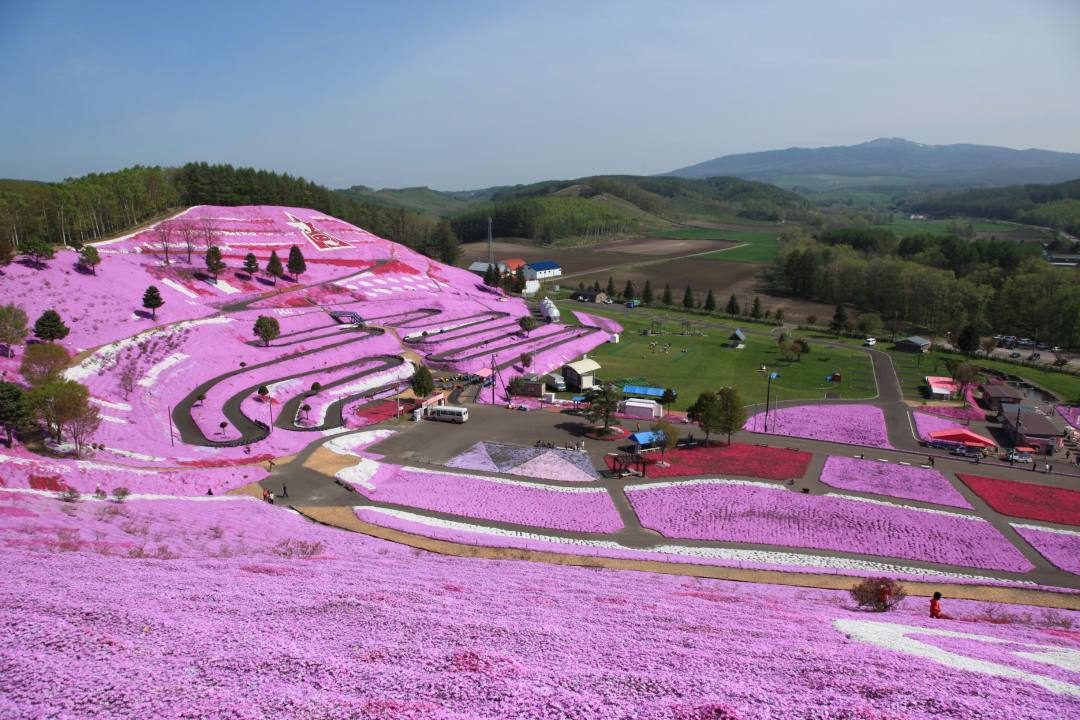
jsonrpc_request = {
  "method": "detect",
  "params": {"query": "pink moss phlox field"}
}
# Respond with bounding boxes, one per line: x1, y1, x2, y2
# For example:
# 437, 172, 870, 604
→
912, 411, 966, 440
743, 404, 893, 449
571, 310, 624, 335
1012, 524, 1080, 574
1058, 405, 1080, 430
2, 494, 1077, 719
820, 456, 973, 509
626, 480, 1032, 571
359, 464, 621, 532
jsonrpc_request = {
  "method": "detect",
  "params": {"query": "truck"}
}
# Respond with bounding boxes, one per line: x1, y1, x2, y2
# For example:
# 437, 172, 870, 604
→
544, 373, 567, 392
625, 299, 641, 308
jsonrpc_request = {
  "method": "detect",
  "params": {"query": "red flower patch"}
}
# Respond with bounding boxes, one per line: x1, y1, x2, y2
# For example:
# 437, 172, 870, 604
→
370, 259, 421, 275
353, 400, 409, 426
28, 474, 71, 492
177, 454, 274, 469
958, 473, 1080, 526
604, 443, 810, 481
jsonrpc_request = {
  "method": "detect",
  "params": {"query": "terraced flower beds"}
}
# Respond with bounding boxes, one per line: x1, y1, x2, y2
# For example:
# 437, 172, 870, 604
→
1012, 523, 1080, 574
447, 442, 598, 482
958, 474, 1080, 526
603, 442, 811, 481
358, 465, 622, 533
4, 493, 1075, 719
742, 404, 893, 449
626, 479, 1033, 571
1058, 405, 1080, 430
820, 456, 973, 509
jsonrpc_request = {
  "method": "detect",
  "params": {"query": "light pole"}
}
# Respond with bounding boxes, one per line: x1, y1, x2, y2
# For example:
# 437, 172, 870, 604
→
764, 371, 779, 432
267, 398, 274, 434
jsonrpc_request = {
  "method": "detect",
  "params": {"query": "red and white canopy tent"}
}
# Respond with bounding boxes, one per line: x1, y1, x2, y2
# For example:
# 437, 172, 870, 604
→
927, 428, 997, 448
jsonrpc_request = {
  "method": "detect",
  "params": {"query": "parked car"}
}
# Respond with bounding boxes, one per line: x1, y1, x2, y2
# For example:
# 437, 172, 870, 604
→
1004, 450, 1034, 463
950, 446, 983, 459
625, 299, 641, 308
1029, 352, 1041, 361
863, 337, 877, 346
1009, 352, 1022, 359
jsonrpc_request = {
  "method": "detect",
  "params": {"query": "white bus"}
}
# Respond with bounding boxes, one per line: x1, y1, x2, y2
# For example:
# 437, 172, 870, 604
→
426, 405, 469, 423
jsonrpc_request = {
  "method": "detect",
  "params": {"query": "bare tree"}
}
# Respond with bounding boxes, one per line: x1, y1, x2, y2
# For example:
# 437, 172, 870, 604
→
180, 220, 198, 263
153, 221, 174, 265
68, 403, 102, 457
200, 216, 216, 250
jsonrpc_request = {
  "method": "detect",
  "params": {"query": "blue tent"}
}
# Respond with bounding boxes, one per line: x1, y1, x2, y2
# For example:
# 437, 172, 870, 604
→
630, 430, 665, 446
622, 384, 666, 398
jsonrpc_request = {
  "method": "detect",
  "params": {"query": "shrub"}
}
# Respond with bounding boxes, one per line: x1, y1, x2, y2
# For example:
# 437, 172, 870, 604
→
112, 487, 130, 503
273, 539, 325, 558
93, 487, 107, 500
57, 487, 81, 503
849, 577, 906, 612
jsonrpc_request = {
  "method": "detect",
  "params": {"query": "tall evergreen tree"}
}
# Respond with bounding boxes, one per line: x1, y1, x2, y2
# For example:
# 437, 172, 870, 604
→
592, 279, 602, 293
751, 296, 763, 319
606, 277, 616, 296
79, 246, 101, 275
830, 304, 849, 336
266, 250, 284, 284
142, 286, 164, 319
428, 220, 461, 265
205, 246, 226, 280
682, 286, 695, 309
725, 294, 740, 316
623, 280, 636, 301
661, 284, 673, 306
513, 267, 527, 293
411, 364, 434, 398
704, 289, 716, 312
0, 381, 29, 446
33, 309, 69, 342
287, 245, 307, 280
243, 253, 259, 277
642, 279, 653, 304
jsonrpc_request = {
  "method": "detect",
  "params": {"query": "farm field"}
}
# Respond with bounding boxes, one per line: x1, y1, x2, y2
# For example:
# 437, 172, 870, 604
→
555, 304, 876, 409
870, 217, 1017, 237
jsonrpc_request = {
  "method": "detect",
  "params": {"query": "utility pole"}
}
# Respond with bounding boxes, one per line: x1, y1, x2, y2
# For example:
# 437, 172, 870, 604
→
764, 371, 779, 432
268, 399, 274, 433
167, 405, 175, 446
490, 353, 497, 406
487, 216, 494, 268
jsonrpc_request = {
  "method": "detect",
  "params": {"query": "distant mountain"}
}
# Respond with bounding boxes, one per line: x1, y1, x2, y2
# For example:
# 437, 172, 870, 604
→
667, 138, 1080, 189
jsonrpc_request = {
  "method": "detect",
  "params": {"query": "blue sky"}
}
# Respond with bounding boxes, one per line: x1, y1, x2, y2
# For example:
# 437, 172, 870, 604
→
2, 0, 1079, 189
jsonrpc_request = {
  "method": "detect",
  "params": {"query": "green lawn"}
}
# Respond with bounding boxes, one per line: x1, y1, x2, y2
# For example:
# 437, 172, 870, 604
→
870, 218, 1015, 237
649, 227, 781, 263
560, 304, 876, 410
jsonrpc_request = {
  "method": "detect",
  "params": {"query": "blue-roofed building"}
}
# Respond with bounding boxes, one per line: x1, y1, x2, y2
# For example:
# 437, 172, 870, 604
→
629, 430, 666, 447
524, 260, 562, 281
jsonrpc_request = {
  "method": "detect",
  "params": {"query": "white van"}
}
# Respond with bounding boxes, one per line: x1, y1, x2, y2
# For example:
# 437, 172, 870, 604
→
545, 373, 567, 392
426, 405, 469, 423
863, 337, 877, 346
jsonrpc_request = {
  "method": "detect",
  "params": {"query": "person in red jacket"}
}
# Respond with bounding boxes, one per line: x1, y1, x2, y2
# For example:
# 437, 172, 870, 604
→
930, 591, 951, 619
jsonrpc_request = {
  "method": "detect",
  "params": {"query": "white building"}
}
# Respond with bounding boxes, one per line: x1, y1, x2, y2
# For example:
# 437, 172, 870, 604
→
524, 261, 562, 281
620, 398, 663, 420
563, 358, 600, 391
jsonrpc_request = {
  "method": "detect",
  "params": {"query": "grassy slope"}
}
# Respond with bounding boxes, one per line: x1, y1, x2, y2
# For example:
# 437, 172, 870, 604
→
649, 226, 781, 263
335, 186, 473, 217
558, 304, 876, 410
870, 217, 1017, 236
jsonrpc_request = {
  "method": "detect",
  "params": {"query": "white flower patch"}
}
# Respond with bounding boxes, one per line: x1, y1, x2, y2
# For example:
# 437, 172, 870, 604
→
834, 619, 1080, 697
65, 317, 232, 381
823, 492, 983, 520
99, 447, 167, 462
401, 466, 610, 494
137, 353, 189, 387
336, 458, 382, 491
90, 398, 131, 411
324, 429, 395, 457
626, 477, 784, 493
1012, 522, 1080, 538
99, 415, 127, 424
213, 279, 240, 294
160, 278, 199, 299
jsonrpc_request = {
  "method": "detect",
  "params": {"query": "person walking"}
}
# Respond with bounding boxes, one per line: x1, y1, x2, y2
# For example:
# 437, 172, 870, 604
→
268, 491, 275, 504
281, 483, 288, 498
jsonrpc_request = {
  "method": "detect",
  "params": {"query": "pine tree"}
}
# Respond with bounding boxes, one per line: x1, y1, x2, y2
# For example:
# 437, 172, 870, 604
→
287, 245, 307, 280
682, 286, 694, 309
411, 365, 434, 398
592, 280, 602, 293
253, 315, 281, 347
513, 267, 526, 293
429, 220, 460, 265
266, 250, 284, 284
606, 277, 616, 296
661, 284, 673, 306
704, 289, 716, 312
79, 246, 101, 275
623, 280, 636, 301
725, 294, 739, 316
751, 296, 763, 319
830, 304, 849, 336
243, 253, 259, 277
34, 309, 70, 342
642, 280, 653, 304
142, 286, 164, 319
205, 246, 226, 280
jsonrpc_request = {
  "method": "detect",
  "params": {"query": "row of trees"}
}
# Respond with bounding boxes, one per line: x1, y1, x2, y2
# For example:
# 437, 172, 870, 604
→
1, 163, 461, 266
771, 240, 1080, 347
577, 276, 787, 322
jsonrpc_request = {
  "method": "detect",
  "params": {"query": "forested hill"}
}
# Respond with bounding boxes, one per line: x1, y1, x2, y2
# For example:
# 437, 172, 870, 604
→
906, 179, 1080, 236
447, 174, 815, 243
0, 164, 451, 261
668, 138, 1080, 188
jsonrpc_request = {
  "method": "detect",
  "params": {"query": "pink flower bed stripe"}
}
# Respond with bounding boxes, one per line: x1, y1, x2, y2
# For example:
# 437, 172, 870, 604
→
743, 404, 893, 449
359, 465, 622, 533
1012, 524, 1080, 574
820, 456, 973, 509
912, 411, 965, 440
1057, 405, 1080, 430
626, 480, 1032, 572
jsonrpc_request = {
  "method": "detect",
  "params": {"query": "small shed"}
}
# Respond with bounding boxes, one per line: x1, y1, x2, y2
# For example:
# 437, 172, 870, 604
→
895, 336, 932, 353
563, 358, 601, 391
980, 383, 1023, 414
468, 261, 497, 276
515, 375, 544, 398
729, 329, 746, 348
925, 375, 959, 399
621, 398, 663, 420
